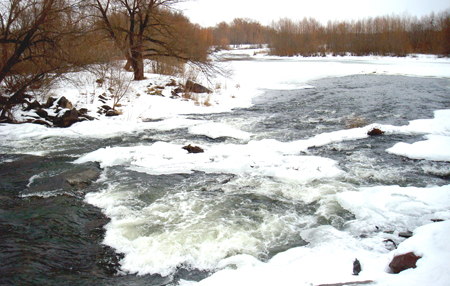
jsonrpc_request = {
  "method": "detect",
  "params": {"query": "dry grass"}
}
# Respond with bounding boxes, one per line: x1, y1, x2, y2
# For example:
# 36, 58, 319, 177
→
344, 115, 368, 129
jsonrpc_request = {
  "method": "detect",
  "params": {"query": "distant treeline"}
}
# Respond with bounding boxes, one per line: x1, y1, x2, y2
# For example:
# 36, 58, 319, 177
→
207, 11, 450, 56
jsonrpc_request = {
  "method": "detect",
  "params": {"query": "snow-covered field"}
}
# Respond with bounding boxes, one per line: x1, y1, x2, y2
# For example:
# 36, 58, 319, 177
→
2, 49, 450, 285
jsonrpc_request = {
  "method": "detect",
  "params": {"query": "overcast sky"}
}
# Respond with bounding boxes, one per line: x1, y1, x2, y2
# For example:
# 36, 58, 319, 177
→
175, 0, 450, 27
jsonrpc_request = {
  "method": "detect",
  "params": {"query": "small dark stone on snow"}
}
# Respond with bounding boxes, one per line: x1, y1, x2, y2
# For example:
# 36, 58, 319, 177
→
368, 128, 385, 136
101, 105, 112, 111
398, 230, 413, 238
353, 258, 361, 275
182, 144, 204, 153
105, 109, 120, 117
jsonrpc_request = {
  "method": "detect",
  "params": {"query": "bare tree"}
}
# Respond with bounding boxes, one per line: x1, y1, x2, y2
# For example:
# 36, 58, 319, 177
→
92, 0, 216, 81
0, 0, 89, 122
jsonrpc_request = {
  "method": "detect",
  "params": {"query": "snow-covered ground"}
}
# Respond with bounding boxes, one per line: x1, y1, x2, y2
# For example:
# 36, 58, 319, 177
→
2, 48, 450, 285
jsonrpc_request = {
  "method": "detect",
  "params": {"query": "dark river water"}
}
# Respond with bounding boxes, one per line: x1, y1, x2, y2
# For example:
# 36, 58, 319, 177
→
1, 75, 449, 285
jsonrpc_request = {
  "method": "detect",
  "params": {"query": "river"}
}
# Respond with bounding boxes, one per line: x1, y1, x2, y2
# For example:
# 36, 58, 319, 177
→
1, 74, 450, 285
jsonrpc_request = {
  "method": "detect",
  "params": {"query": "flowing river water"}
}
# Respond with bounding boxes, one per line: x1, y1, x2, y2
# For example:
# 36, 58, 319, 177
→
1, 74, 450, 285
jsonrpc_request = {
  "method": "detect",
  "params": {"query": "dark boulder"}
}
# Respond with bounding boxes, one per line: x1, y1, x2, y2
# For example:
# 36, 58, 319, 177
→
57, 96, 73, 109
389, 252, 421, 274
24, 100, 42, 111
368, 128, 385, 136
35, 108, 48, 119
53, 108, 80, 127
182, 144, 204, 154
185, 80, 212, 94
43, 96, 57, 108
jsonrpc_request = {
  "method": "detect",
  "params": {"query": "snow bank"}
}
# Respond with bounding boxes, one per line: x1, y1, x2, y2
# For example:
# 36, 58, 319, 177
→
180, 185, 450, 286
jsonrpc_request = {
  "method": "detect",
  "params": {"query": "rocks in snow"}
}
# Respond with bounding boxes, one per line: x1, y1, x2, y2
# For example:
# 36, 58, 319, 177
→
25, 96, 95, 128
182, 144, 204, 153
389, 252, 421, 274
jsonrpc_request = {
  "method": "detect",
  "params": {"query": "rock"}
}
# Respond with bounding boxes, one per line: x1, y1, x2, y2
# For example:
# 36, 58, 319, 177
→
368, 128, 384, 136
182, 144, 204, 154
98, 94, 108, 103
56, 96, 73, 109
105, 109, 120, 117
53, 108, 80, 127
185, 80, 212, 94
24, 100, 42, 111
353, 258, 361, 275
78, 108, 88, 115
66, 168, 101, 187
35, 108, 48, 118
31, 119, 52, 127
166, 79, 177, 86
389, 252, 421, 274
171, 90, 180, 98
43, 97, 57, 108
398, 230, 413, 238
101, 105, 112, 111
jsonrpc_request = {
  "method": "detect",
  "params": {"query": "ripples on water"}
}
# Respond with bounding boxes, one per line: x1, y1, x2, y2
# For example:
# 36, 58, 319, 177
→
1, 75, 449, 285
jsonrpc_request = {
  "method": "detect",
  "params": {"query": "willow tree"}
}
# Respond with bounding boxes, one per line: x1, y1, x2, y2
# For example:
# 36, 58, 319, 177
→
92, 0, 214, 81
0, 0, 90, 122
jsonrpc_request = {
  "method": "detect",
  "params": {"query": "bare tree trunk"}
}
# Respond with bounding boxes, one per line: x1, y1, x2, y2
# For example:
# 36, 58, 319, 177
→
130, 50, 144, 80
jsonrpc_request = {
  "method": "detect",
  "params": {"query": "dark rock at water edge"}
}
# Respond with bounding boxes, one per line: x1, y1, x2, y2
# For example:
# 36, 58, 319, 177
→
53, 108, 83, 127
368, 128, 385, 136
182, 144, 204, 153
65, 168, 101, 188
389, 252, 421, 274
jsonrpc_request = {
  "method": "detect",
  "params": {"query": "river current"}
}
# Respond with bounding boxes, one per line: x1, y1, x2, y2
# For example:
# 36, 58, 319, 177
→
1, 74, 449, 285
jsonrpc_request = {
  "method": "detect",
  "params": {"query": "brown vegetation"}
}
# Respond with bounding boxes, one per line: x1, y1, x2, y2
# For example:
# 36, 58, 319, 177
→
269, 12, 450, 57
207, 12, 450, 57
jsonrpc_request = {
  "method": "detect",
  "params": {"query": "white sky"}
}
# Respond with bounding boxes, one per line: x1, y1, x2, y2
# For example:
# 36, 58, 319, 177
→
176, 0, 450, 27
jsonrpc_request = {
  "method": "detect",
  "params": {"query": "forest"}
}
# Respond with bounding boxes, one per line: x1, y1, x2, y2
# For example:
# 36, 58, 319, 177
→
208, 12, 450, 57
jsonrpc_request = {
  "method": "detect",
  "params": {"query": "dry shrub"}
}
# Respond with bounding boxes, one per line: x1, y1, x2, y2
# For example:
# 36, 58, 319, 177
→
344, 115, 368, 129
148, 57, 184, 76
